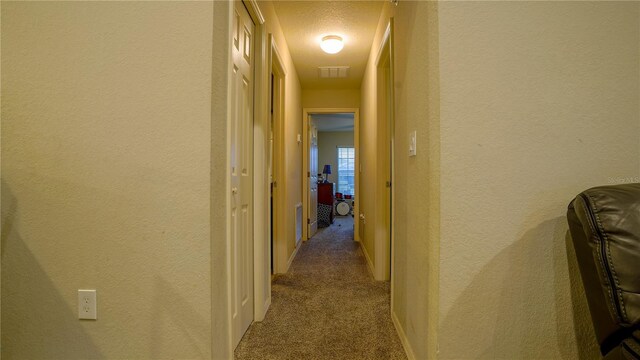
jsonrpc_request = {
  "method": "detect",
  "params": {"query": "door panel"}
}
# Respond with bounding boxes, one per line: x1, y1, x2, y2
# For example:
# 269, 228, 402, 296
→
231, 0, 254, 349
308, 120, 318, 237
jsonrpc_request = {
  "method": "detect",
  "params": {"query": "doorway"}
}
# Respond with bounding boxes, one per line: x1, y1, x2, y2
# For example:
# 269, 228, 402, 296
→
230, 0, 256, 349
268, 35, 287, 275
302, 109, 360, 242
374, 20, 394, 282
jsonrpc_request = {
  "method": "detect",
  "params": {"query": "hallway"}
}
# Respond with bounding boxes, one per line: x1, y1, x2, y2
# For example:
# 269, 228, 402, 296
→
235, 217, 406, 360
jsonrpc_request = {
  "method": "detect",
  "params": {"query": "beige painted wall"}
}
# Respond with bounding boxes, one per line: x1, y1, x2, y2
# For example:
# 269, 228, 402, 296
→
259, 1, 303, 261
1, 0, 3, 351
302, 88, 360, 109
437, 2, 640, 359
2, 2, 216, 359
317, 131, 354, 192
212, 1, 231, 357
359, 3, 390, 267
385, 2, 441, 359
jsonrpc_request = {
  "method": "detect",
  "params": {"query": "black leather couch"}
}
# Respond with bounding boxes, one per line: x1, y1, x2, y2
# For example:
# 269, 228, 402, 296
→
568, 184, 640, 359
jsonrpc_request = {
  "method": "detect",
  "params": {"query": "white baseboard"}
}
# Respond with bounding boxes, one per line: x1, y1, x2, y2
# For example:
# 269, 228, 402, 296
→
262, 296, 271, 318
285, 240, 301, 272
255, 293, 272, 322
295, 202, 303, 245
391, 311, 416, 360
359, 242, 376, 278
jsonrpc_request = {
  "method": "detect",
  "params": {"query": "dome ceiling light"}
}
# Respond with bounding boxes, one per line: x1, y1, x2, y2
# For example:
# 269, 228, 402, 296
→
320, 35, 344, 54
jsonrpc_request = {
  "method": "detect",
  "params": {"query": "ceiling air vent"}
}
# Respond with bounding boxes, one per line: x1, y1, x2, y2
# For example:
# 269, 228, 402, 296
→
318, 66, 350, 79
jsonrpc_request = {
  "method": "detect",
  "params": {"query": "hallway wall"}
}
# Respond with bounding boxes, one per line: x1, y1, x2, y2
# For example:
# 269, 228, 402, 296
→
259, 0, 303, 265
361, 6, 440, 359
359, 3, 393, 273
361, 2, 442, 359
2, 2, 215, 358
212, 1, 232, 356
302, 89, 360, 109
437, 2, 640, 359
391, 2, 441, 359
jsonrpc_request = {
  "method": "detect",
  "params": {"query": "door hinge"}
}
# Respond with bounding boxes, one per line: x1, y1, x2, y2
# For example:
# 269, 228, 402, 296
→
386, 181, 392, 188
307, 218, 310, 224
307, 171, 311, 177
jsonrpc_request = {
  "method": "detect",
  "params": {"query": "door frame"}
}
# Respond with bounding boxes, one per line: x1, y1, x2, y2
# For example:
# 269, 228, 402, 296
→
307, 119, 319, 238
268, 36, 288, 275
302, 108, 360, 242
375, 18, 396, 291
226, 0, 261, 349
222, 0, 268, 354
228, 0, 269, 328
244, 0, 272, 325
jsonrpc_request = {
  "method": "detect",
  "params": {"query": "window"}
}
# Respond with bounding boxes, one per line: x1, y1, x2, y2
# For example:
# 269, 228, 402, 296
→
337, 147, 355, 195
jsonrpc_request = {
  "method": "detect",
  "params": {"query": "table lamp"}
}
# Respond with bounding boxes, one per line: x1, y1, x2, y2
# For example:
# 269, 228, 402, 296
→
322, 164, 332, 183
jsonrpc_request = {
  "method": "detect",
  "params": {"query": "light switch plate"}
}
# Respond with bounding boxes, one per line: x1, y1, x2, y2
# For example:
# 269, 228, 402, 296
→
409, 130, 417, 157
78, 289, 97, 320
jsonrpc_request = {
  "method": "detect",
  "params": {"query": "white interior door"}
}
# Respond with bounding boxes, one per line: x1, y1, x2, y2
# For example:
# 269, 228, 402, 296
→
230, 0, 255, 348
308, 119, 318, 237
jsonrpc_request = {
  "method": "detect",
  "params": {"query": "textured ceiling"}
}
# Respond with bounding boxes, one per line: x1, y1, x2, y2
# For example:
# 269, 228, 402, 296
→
272, 1, 384, 89
311, 113, 354, 132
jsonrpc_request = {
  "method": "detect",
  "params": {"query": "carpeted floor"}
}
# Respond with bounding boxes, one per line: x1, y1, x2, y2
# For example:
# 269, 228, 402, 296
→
234, 216, 407, 360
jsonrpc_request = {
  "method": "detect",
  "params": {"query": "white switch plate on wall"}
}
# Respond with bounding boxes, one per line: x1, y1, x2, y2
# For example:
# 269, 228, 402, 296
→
78, 289, 97, 320
409, 130, 417, 157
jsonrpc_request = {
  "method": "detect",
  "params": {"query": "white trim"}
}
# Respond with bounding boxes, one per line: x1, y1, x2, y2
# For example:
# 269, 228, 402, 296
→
244, 0, 265, 25
375, 22, 392, 67
372, 17, 394, 282
285, 240, 301, 273
295, 202, 303, 245
334, 145, 355, 195
385, 16, 397, 312
222, 0, 235, 355
269, 34, 288, 275
392, 311, 416, 360
243, 0, 269, 324
270, 38, 287, 76
262, 295, 271, 318
359, 242, 375, 278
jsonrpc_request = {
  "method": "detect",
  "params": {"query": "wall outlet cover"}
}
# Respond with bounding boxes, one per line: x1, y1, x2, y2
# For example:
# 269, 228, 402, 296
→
409, 130, 417, 157
78, 289, 97, 320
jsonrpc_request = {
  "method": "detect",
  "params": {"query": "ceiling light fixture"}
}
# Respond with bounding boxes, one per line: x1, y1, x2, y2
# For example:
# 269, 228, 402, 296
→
320, 35, 344, 54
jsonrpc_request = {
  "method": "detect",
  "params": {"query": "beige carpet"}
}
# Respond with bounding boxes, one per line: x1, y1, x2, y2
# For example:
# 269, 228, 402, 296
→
234, 216, 407, 360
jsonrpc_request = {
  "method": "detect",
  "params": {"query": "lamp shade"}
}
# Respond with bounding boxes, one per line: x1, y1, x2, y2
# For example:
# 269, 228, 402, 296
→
322, 164, 332, 175
320, 35, 344, 54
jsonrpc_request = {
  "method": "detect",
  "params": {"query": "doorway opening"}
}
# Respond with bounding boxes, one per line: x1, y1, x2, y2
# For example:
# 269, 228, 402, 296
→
230, 0, 256, 349
374, 20, 395, 282
303, 109, 360, 242
268, 36, 287, 276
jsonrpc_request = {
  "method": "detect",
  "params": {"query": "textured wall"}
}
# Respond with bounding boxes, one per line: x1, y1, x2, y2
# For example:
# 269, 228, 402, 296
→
317, 131, 354, 192
359, 3, 392, 266
212, 1, 231, 357
2, 2, 214, 358
437, 2, 640, 359
391, 2, 441, 359
302, 89, 360, 109
360, 2, 440, 357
